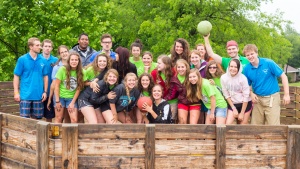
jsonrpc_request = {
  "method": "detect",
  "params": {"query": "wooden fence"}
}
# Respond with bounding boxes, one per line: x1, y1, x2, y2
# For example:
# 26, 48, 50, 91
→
1, 81, 300, 125
0, 113, 300, 168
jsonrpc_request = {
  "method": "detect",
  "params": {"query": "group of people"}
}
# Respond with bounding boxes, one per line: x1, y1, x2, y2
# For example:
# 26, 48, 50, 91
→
13, 32, 291, 125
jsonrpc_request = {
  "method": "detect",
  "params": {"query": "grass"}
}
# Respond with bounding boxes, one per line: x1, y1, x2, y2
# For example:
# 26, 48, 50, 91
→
289, 82, 300, 87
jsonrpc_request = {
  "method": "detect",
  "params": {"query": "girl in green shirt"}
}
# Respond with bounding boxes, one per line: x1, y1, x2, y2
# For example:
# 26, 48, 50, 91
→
142, 51, 157, 74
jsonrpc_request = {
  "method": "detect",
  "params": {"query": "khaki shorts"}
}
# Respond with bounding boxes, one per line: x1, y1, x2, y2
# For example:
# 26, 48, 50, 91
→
251, 92, 281, 125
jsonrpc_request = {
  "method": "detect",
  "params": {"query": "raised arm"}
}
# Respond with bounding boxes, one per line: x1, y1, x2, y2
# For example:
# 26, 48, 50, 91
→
203, 34, 222, 64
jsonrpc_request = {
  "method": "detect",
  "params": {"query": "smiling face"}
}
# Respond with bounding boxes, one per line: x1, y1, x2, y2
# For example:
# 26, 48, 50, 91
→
131, 46, 141, 58
227, 46, 239, 58
141, 75, 150, 89
97, 55, 108, 70
175, 42, 183, 55
142, 54, 152, 66
152, 85, 163, 100
78, 35, 89, 50
228, 61, 239, 76
69, 55, 79, 69
59, 47, 69, 61
107, 72, 118, 85
189, 72, 199, 85
126, 75, 137, 89
176, 62, 187, 76
157, 58, 165, 71
244, 50, 259, 65
208, 64, 217, 75
196, 45, 206, 59
190, 53, 201, 66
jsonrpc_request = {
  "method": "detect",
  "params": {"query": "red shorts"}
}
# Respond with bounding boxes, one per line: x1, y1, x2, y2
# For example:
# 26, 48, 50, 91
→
178, 103, 201, 111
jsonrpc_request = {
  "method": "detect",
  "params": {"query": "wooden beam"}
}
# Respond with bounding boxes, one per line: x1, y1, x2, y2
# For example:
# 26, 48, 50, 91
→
145, 124, 155, 169
36, 121, 50, 169
286, 125, 300, 169
0, 113, 2, 166
216, 125, 226, 169
62, 124, 78, 169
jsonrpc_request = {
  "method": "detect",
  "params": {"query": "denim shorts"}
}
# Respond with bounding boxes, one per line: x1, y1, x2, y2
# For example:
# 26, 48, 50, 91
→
207, 107, 227, 118
78, 99, 99, 110
59, 98, 78, 108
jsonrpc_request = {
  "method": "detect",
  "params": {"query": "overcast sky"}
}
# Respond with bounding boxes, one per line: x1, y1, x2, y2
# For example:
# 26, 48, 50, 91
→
260, 0, 300, 32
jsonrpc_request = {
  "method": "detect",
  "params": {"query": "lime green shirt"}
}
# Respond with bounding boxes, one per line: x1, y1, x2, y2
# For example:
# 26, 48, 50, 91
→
143, 62, 158, 74
83, 66, 99, 81
142, 91, 150, 97
130, 57, 144, 77
201, 79, 227, 109
213, 77, 221, 88
55, 67, 78, 98
177, 74, 185, 84
221, 56, 249, 74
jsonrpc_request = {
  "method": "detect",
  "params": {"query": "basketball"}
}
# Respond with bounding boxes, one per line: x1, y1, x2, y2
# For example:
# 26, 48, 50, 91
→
137, 96, 153, 112
197, 20, 212, 36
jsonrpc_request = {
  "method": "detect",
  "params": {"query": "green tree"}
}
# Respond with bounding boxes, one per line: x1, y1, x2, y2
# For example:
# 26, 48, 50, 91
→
285, 25, 300, 68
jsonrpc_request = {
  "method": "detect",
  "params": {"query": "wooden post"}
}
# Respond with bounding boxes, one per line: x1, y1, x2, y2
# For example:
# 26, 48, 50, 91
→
0, 113, 2, 166
36, 121, 50, 169
216, 125, 226, 169
145, 124, 155, 169
62, 124, 78, 169
286, 125, 300, 168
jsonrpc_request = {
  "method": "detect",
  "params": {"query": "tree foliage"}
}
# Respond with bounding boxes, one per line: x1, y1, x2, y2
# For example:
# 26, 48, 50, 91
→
0, 0, 298, 81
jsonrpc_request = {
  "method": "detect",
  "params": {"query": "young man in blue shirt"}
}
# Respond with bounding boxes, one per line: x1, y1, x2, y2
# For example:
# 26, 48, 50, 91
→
40, 39, 58, 122
90, 33, 116, 62
243, 44, 290, 125
13, 37, 48, 119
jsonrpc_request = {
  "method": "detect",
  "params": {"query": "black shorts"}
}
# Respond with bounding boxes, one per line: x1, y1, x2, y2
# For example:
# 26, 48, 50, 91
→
78, 99, 100, 110
228, 100, 253, 113
44, 97, 55, 119
99, 101, 111, 112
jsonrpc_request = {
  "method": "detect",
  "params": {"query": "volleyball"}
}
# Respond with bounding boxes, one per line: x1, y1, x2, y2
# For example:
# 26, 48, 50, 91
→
137, 96, 153, 113
197, 20, 212, 36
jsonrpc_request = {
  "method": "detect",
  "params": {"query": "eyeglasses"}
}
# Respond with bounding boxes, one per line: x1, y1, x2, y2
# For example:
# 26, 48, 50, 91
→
102, 41, 112, 44
208, 67, 217, 69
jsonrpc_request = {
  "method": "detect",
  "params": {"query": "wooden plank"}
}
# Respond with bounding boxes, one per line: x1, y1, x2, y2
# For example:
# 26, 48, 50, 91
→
77, 156, 145, 169
0, 106, 20, 114
280, 86, 295, 93
281, 93, 295, 101
281, 116, 296, 125
296, 88, 300, 95
286, 125, 300, 169
36, 121, 50, 169
49, 156, 62, 169
78, 139, 145, 155
1, 142, 36, 166
1, 156, 35, 169
2, 127, 36, 151
1, 113, 37, 134
155, 155, 215, 168
62, 124, 78, 169
296, 94, 300, 103
49, 138, 62, 156
226, 140, 286, 155
216, 125, 225, 169
226, 125, 287, 139
281, 102, 296, 109
155, 140, 215, 155
226, 155, 286, 168
155, 124, 216, 139
145, 124, 155, 169
0, 97, 18, 106
296, 111, 300, 119
0, 89, 14, 98
78, 124, 145, 139
296, 103, 300, 111
280, 108, 296, 117
0, 82, 13, 89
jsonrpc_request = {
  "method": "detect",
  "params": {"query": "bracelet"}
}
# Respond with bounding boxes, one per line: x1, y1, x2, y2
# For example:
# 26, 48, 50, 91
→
14, 92, 19, 95
56, 101, 60, 103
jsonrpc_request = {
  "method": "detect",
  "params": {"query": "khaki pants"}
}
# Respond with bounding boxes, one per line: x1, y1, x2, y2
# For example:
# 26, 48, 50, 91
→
251, 92, 281, 125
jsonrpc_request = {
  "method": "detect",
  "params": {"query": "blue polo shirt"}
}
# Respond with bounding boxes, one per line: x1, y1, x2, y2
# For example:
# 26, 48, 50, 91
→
243, 57, 283, 96
14, 53, 48, 100
39, 54, 58, 93
89, 50, 116, 62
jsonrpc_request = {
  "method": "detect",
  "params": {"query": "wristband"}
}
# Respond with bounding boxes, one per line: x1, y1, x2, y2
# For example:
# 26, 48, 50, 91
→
14, 92, 19, 95
56, 101, 60, 103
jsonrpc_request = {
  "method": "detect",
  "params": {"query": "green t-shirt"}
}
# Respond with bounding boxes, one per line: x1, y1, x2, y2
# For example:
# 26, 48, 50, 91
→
221, 56, 249, 74
129, 57, 144, 77
201, 79, 227, 109
142, 91, 150, 97
213, 77, 221, 88
143, 62, 157, 74
177, 74, 185, 84
55, 66, 78, 98
83, 66, 99, 81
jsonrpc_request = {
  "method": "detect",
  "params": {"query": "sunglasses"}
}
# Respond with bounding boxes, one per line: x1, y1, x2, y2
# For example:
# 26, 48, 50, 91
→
208, 66, 217, 69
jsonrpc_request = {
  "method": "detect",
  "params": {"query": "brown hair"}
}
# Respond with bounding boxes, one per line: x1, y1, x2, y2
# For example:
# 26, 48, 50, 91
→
157, 55, 173, 88
138, 73, 155, 94
101, 33, 112, 42
90, 53, 112, 76
42, 39, 53, 47
186, 69, 202, 102
205, 60, 224, 79
65, 52, 84, 90
170, 38, 190, 66
103, 69, 119, 85
195, 44, 210, 61
27, 37, 40, 48
243, 44, 258, 55
130, 39, 143, 51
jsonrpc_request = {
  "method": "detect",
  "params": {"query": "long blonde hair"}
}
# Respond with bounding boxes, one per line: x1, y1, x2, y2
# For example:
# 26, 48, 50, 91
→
186, 69, 202, 103
123, 73, 137, 104
176, 59, 190, 86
